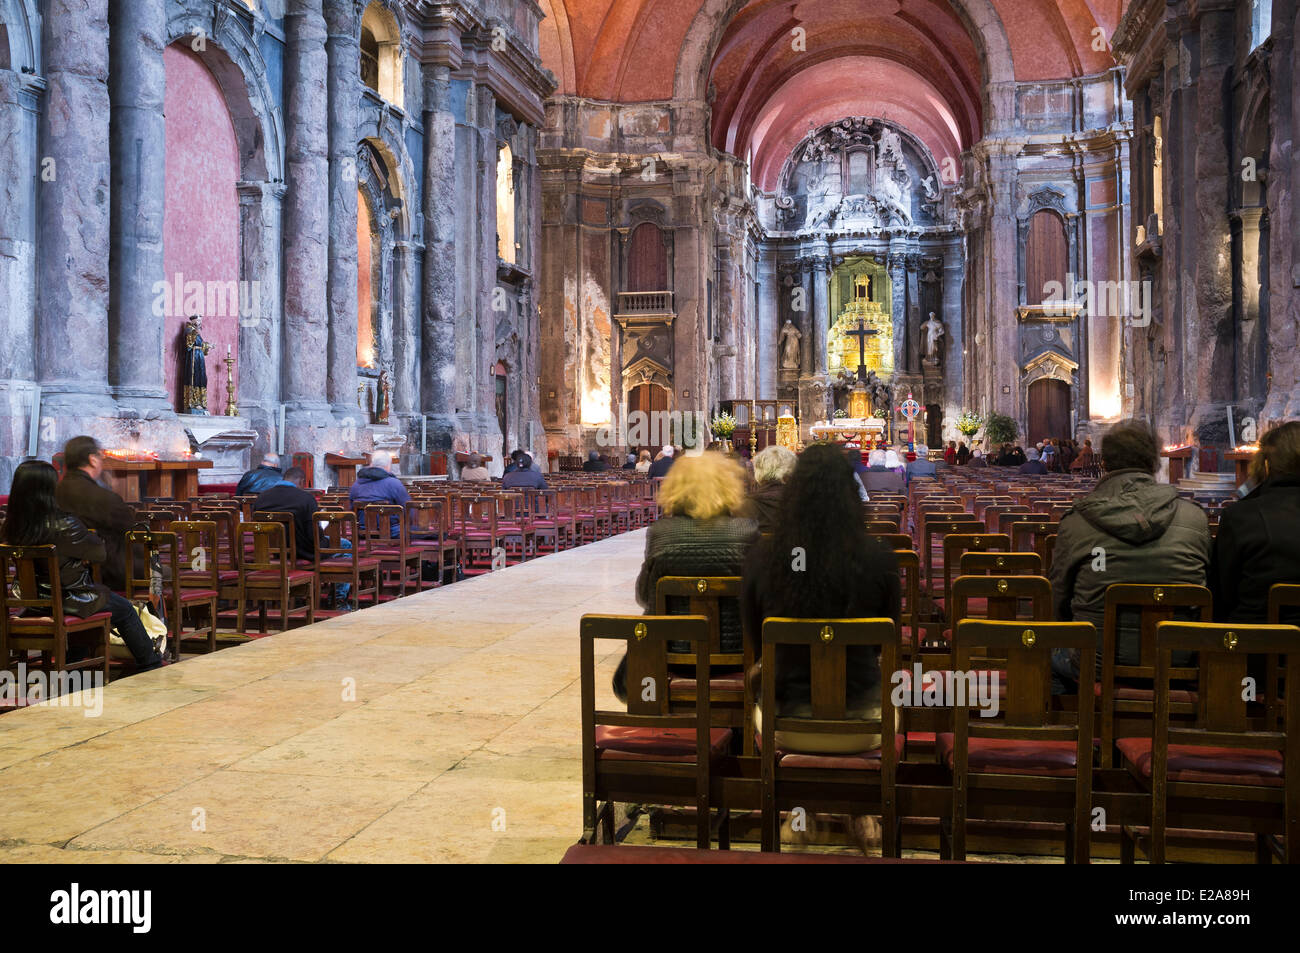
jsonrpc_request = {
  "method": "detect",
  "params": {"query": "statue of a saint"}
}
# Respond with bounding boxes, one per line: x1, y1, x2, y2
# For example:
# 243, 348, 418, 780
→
181, 315, 213, 414
922, 311, 946, 363
375, 369, 392, 424
778, 320, 802, 369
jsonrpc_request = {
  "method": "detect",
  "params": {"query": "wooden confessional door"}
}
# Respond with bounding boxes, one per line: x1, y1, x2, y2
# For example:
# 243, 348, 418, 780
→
628, 383, 668, 453
1027, 378, 1070, 446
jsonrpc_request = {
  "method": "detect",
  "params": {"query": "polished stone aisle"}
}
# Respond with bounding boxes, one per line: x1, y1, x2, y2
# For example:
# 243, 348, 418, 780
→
0, 530, 646, 863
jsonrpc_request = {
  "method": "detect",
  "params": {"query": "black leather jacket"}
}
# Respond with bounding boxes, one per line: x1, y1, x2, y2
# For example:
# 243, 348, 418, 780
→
21, 515, 110, 618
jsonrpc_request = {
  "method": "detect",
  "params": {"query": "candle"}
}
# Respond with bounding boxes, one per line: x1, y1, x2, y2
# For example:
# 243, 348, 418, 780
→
227, 344, 231, 356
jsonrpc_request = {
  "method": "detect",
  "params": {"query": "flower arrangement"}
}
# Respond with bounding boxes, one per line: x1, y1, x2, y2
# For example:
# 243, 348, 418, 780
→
833, 409, 848, 419
956, 411, 982, 437
710, 412, 737, 439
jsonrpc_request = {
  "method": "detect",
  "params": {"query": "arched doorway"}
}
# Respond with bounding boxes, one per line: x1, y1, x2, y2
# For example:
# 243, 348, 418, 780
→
494, 361, 509, 446
627, 381, 668, 453
1028, 379, 1070, 446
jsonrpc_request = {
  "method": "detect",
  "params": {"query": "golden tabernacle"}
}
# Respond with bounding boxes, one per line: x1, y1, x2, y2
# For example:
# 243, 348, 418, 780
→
828, 275, 892, 377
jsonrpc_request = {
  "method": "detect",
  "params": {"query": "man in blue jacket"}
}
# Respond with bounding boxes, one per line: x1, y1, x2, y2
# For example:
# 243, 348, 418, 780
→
236, 452, 283, 497
349, 450, 410, 537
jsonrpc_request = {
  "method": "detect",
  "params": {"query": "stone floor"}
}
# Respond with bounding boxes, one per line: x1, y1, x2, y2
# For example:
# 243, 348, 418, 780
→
0, 530, 647, 863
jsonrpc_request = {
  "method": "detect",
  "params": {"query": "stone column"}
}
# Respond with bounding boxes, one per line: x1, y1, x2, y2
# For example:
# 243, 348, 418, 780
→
906, 254, 922, 375
325, 0, 361, 418
985, 148, 1020, 417
1191, 2, 1236, 430
942, 245, 966, 417
237, 181, 285, 456
810, 253, 830, 376
476, 84, 499, 424
421, 65, 457, 420
888, 245, 907, 373
108, 0, 170, 412
756, 251, 778, 398
36, 0, 117, 424
281, 0, 332, 428
392, 240, 421, 417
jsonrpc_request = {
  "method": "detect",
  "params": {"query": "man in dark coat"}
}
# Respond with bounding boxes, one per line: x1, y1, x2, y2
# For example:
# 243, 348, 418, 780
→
235, 452, 283, 497
55, 436, 136, 592
501, 454, 547, 490
254, 466, 320, 560
582, 450, 608, 472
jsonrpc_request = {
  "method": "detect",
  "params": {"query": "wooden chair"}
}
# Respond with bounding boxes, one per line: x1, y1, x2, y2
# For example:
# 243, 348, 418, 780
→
0, 544, 111, 681
405, 499, 458, 585
1118, 621, 1300, 863
655, 576, 750, 753
959, 552, 1042, 576
1266, 584, 1300, 728
314, 511, 381, 612
528, 489, 566, 554
870, 532, 912, 551
236, 522, 315, 634
757, 618, 900, 855
252, 509, 302, 565
942, 619, 1097, 862
494, 492, 537, 563
1009, 520, 1059, 567
359, 503, 424, 598
864, 519, 900, 534
938, 533, 1011, 624
458, 496, 501, 575
1098, 584, 1212, 769
922, 519, 986, 595
125, 529, 217, 660
580, 614, 723, 849
896, 550, 923, 658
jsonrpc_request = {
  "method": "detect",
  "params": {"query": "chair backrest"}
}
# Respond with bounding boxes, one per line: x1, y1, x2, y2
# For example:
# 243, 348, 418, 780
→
252, 510, 299, 563
1101, 583, 1212, 684
1267, 583, 1300, 625
580, 613, 711, 726
950, 574, 1053, 623
959, 551, 1042, 576
759, 618, 898, 766
951, 620, 1095, 743
314, 511, 358, 566
0, 544, 62, 618
459, 496, 499, 536
655, 576, 744, 665
291, 451, 315, 489
864, 519, 900, 534
1009, 519, 1059, 560
360, 503, 407, 547
1152, 622, 1300, 781
169, 520, 221, 590
405, 499, 446, 540
895, 550, 921, 654
871, 532, 912, 550
124, 529, 178, 602
238, 522, 290, 575
941, 533, 1011, 617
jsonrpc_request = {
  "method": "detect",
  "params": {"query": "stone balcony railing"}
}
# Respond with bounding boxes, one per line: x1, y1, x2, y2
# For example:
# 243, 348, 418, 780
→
616, 291, 675, 316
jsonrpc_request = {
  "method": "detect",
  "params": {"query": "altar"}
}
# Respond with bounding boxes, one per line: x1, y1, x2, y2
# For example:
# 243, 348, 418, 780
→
809, 418, 888, 447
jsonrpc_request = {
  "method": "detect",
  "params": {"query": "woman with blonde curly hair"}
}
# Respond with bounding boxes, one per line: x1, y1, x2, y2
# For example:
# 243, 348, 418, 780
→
612, 452, 758, 701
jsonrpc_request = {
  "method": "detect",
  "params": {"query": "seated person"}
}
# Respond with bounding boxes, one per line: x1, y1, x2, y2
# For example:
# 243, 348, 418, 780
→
1211, 421, 1300, 623
864, 449, 906, 494
1019, 446, 1048, 474
647, 444, 675, 478
612, 453, 757, 701
55, 435, 135, 592
943, 441, 957, 465
4, 461, 163, 671
349, 450, 410, 538
236, 452, 284, 497
634, 449, 653, 473
866, 449, 887, 470
255, 466, 319, 560
460, 453, 490, 482
621, 452, 638, 470
746, 445, 796, 535
501, 453, 547, 490
968, 447, 988, 468
956, 442, 970, 465
503, 449, 524, 474
905, 445, 936, 483
742, 443, 900, 853
1049, 420, 1210, 692
582, 450, 608, 472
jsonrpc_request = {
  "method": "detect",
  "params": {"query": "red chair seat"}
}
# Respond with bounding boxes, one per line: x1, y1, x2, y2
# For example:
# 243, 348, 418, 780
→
10, 610, 112, 630
244, 569, 315, 584
667, 671, 746, 693
594, 725, 733, 763
1115, 738, 1284, 787
183, 569, 238, 584
166, 588, 218, 602
318, 557, 382, 571
774, 734, 905, 770
936, 734, 1080, 777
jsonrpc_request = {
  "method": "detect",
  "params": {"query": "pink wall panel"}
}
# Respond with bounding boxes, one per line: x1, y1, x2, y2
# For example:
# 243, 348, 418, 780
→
162, 44, 241, 415
358, 191, 375, 368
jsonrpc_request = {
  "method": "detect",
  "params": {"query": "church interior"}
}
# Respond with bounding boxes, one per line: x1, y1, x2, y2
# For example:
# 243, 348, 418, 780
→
0, 0, 1297, 877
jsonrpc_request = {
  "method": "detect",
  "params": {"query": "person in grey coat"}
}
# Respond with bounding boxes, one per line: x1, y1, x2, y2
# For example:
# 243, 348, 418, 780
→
1048, 420, 1210, 692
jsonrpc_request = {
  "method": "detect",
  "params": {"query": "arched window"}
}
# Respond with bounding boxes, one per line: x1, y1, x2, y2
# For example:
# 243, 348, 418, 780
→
359, 2, 403, 105
357, 188, 377, 369
497, 143, 516, 263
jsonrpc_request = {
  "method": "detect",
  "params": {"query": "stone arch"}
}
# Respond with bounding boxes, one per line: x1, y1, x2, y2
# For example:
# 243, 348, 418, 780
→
356, 110, 415, 238
0, 0, 38, 73
356, 138, 403, 378
671, 0, 1015, 134
1237, 78, 1270, 208
166, 5, 283, 183
537, 0, 576, 93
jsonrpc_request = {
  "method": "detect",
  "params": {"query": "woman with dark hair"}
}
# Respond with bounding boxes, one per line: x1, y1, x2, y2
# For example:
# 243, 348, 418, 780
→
2, 461, 164, 671
1211, 420, 1300, 622
742, 443, 900, 851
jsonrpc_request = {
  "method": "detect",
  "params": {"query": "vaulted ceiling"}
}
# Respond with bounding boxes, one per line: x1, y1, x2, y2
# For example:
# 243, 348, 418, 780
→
538, 0, 1126, 188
